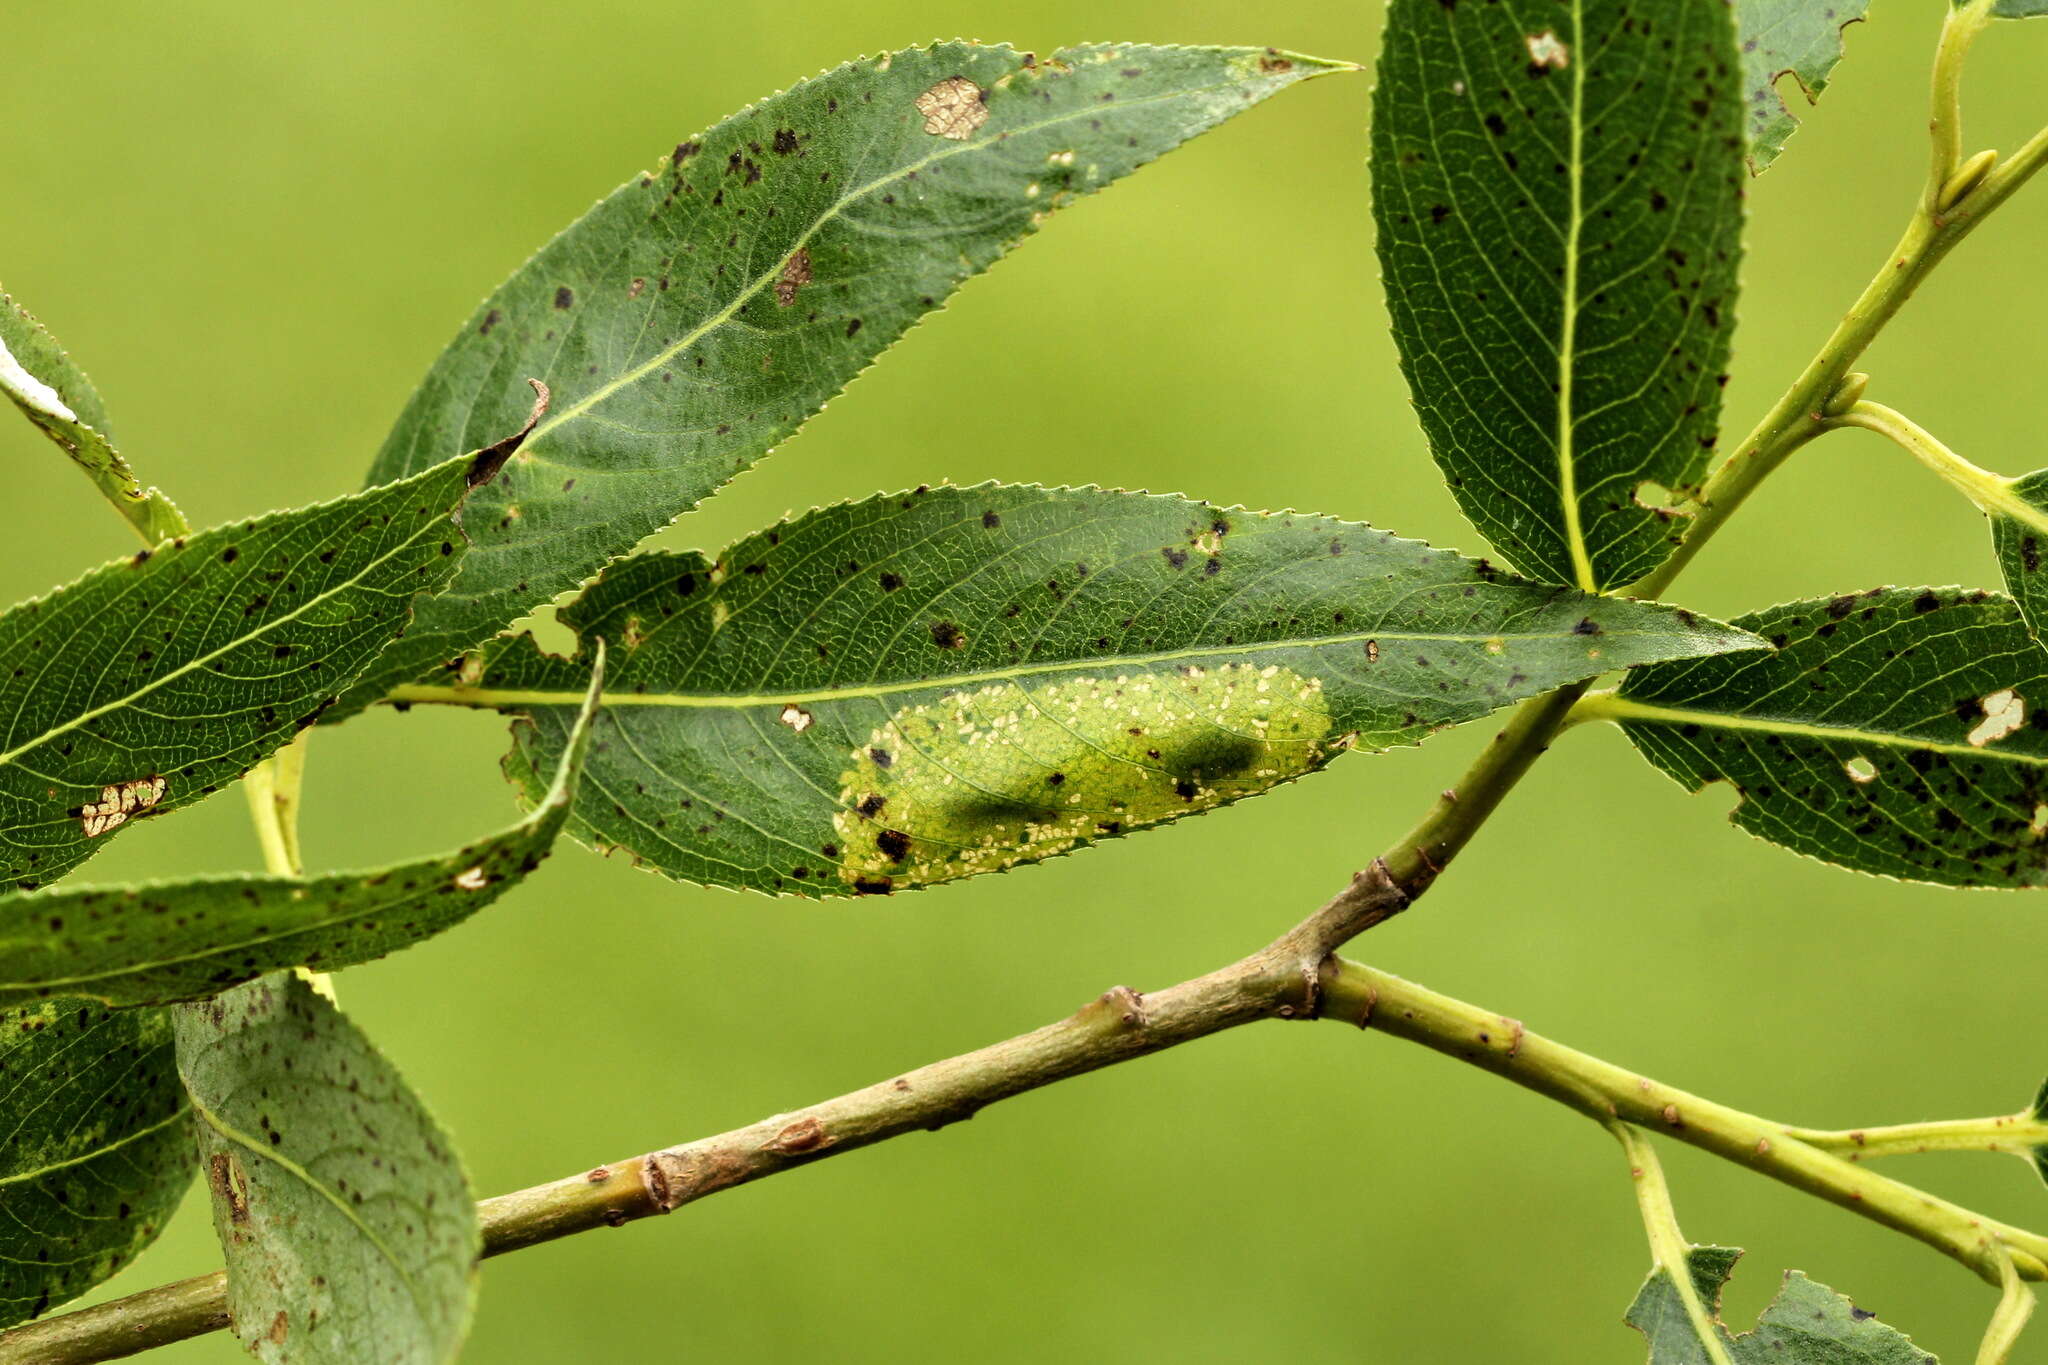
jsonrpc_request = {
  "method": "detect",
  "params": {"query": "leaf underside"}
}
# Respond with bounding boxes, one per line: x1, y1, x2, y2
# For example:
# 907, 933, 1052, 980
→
1626, 1247, 1934, 1363
0, 453, 486, 892
1614, 587, 2048, 887
452, 483, 1759, 898
339, 40, 1346, 712
1371, 0, 1745, 590
0, 287, 184, 543
177, 974, 477, 1365
1738, 0, 1874, 172
0, 1000, 192, 1328
1985, 0, 2048, 21
0, 655, 600, 1008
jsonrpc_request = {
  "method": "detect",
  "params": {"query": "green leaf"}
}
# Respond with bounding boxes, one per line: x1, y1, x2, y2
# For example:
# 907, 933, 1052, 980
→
0, 447, 506, 892
1627, 1247, 1935, 1363
0, 1000, 192, 1328
1982, 0, 2048, 20
340, 41, 1349, 713
407, 484, 1761, 898
1603, 587, 2048, 887
177, 974, 476, 1364
1738, 0, 1873, 172
1986, 470, 2048, 650
1370, 0, 1746, 592
0, 287, 185, 543
0, 651, 601, 1008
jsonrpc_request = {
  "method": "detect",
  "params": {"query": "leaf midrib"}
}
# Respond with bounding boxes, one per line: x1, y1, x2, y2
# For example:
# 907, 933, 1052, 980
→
0, 1105, 188, 1187
395, 623, 1694, 711
1595, 694, 2048, 766
1555, 0, 1597, 593
185, 1089, 433, 1313
523, 78, 1250, 448
0, 491, 449, 772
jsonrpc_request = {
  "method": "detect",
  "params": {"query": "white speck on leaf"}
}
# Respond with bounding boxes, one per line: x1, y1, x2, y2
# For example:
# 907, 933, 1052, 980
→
1525, 31, 1570, 71
0, 335, 78, 423
79, 775, 165, 837
780, 704, 814, 733
1845, 756, 1877, 784
454, 866, 488, 891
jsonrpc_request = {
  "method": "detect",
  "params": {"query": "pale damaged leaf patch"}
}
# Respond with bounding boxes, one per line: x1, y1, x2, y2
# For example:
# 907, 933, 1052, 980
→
835, 664, 1340, 890
77, 775, 165, 838
434, 484, 1759, 898
914, 76, 989, 139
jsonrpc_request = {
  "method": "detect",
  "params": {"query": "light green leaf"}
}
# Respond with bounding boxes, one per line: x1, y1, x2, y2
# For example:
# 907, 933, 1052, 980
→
400, 484, 1761, 898
1627, 1247, 1934, 1363
340, 41, 1349, 712
1370, 0, 1746, 591
0, 287, 185, 544
1739, 0, 1873, 172
1986, 471, 2048, 650
0, 447, 508, 892
0, 651, 600, 1008
0, 1000, 192, 1328
1600, 587, 2048, 887
177, 974, 476, 1364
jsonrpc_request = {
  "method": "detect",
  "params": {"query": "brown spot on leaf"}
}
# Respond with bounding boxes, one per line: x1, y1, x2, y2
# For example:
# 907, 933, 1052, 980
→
775, 248, 812, 307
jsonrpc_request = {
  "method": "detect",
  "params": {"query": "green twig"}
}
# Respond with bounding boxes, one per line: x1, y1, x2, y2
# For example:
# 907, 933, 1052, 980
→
1979, 1248, 2036, 1365
1611, 1122, 1733, 1365
14, 946, 2047, 1364
1787, 1113, 2048, 1164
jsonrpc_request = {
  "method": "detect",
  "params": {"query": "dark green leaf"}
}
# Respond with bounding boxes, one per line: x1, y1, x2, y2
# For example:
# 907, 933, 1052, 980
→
178, 974, 475, 1364
341, 41, 1348, 712
1627, 1247, 1935, 1363
0, 652, 600, 1008
1987, 470, 2048, 650
0, 1000, 192, 1328
1370, 0, 1746, 591
1738, 0, 1873, 171
1984, 1, 2048, 20
1602, 587, 2048, 887
403, 484, 1760, 898
0, 287, 184, 543
0, 449, 501, 891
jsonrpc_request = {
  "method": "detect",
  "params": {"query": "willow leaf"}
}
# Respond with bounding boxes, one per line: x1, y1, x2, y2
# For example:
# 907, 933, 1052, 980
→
0, 287, 183, 543
178, 974, 476, 1364
0, 653, 599, 1008
1738, 0, 1873, 171
1986, 470, 2048, 650
0, 447, 512, 892
1627, 1248, 1934, 1363
0, 1000, 191, 1328
394, 484, 1761, 898
1983, 0, 2048, 20
1371, 0, 1745, 591
2032, 1074, 2048, 1187
1599, 587, 2048, 887
340, 41, 1348, 712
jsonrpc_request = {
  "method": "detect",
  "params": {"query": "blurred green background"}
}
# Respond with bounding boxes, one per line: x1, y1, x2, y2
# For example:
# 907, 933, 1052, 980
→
7, 2, 2048, 1360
